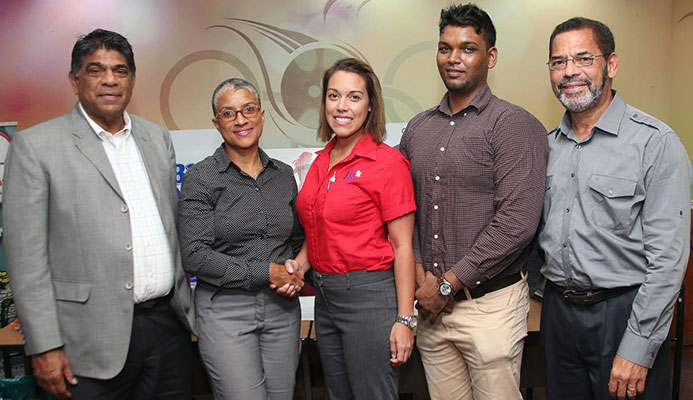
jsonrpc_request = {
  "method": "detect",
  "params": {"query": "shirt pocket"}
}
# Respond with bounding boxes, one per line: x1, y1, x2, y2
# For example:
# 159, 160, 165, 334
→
588, 174, 637, 231
53, 280, 91, 303
322, 181, 359, 224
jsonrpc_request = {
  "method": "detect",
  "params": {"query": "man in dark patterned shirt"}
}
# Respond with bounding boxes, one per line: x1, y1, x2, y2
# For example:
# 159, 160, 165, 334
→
399, 4, 547, 399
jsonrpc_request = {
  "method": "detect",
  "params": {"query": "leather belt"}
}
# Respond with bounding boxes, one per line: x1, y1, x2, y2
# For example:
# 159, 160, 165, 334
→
547, 280, 636, 305
453, 271, 523, 301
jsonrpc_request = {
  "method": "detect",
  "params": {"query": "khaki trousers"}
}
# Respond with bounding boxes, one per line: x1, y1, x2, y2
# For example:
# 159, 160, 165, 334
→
416, 277, 529, 400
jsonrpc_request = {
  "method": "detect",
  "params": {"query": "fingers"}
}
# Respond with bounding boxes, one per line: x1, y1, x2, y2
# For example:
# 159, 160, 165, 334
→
389, 324, 414, 366
63, 362, 77, 386
613, 379, 644, 400
275, 283, 293, 296
36, 374, 70, 399
609, 355, 648, 400
609, 370, 627, 399
271, 261, 307, 290
428, 311, 440, 325
275, 282, 302, 298
33, 350, 74, 399
288, 274, 304, 287
285, 259, 299, 274
442, 297, 455, 313
398, 334, 414, 364
636, 379, 645, 395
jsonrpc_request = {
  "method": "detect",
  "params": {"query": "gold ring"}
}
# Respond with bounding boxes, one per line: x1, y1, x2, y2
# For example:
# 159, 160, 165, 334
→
627, 387, 637, 395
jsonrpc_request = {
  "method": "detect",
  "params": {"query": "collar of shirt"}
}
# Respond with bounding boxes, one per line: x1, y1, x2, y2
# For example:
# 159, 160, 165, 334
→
316, 133, 378, 164
435, 83, 493, 117
212, 144, 276, 174
78, 102, 132, 140
556, 90, 626, 141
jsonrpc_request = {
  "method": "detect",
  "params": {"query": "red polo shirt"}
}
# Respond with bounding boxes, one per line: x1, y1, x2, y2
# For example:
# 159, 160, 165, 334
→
296, 134, 416, 274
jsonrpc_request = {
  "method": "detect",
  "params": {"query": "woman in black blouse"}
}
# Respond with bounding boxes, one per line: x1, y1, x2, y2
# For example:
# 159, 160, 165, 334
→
177, 78, 304, 400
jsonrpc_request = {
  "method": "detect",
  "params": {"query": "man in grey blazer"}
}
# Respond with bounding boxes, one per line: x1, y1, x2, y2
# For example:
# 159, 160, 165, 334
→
3, 29, 195, 399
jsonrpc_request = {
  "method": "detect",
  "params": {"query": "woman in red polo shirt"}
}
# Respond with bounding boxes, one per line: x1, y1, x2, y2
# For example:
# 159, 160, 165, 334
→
287, 58, 416, 399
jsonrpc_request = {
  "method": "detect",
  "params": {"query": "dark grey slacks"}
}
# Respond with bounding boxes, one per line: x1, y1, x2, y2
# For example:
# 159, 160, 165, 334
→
195, 283, 301, 400
313, 268, 399, 400
541, 283, 670, 400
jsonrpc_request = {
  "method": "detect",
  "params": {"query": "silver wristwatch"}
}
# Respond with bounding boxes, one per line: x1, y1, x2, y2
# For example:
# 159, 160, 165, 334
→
437, 276, 457, 297
395, 314, 418, 329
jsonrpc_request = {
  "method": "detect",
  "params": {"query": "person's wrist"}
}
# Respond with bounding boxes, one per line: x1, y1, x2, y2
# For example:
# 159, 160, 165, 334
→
436, 275, 457, 297
395, 314, 418, 329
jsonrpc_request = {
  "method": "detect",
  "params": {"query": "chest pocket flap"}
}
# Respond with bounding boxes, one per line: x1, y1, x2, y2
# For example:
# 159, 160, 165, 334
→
589, 174, 636, 198
53, 280, 91, 303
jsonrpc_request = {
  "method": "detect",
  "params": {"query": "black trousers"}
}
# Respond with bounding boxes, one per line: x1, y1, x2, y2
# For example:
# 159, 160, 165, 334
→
540, 283, 670, 400
68, 296, 193, 400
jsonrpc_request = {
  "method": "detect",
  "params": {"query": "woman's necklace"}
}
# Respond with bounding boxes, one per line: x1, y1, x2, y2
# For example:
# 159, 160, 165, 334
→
244, 157, 263, 179
329, 138, 359, 170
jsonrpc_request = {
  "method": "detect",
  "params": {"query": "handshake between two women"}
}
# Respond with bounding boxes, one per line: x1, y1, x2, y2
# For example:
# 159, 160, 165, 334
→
269, 258, 311, 298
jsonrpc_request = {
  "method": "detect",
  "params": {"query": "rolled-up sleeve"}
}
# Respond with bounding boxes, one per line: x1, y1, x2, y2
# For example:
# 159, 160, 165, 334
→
617, 132, 691, 367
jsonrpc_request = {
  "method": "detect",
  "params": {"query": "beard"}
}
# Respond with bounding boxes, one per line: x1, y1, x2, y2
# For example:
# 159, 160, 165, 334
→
554, 66, 608, 112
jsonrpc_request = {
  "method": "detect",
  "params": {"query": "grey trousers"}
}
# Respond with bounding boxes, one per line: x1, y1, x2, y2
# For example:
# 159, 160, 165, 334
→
313, 269, 399, 400
195, 282, 301, 400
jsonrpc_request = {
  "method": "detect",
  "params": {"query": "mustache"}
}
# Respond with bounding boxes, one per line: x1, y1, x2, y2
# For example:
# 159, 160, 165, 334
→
558, 77, 592, 89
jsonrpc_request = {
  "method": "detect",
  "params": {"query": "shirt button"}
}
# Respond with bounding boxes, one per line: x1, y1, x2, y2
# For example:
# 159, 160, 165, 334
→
124, 242, 133, 251
255, 187, 260, 192
570, 173, 575, 178
433, 262, 438, 267
121, 204, 129, 213
608, 189, 613, 195
433, 205, 439, 210
440, 147, 445, 152
435, 176, 440, 181
450, 121, 455, 126
563, 243, 567, 247
476, 281, 481, 285
463, 113, 467, 117
124, 281, 134, 290
434, 234, 439, 239
566, 208, 570, 213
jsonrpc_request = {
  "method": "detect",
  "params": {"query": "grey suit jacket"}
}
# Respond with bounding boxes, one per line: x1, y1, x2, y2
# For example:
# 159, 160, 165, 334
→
2, 104, 195, 379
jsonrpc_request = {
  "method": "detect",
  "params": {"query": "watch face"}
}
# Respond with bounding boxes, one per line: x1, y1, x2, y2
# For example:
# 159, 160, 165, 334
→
409, 316, 418, 328
439, 282, 452, 296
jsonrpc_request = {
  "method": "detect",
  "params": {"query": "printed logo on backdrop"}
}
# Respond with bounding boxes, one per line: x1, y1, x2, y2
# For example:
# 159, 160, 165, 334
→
160, 0, 432, 148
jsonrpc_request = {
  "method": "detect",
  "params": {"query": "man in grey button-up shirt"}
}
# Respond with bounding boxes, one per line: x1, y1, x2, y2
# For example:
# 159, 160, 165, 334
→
538, 17, 691, 400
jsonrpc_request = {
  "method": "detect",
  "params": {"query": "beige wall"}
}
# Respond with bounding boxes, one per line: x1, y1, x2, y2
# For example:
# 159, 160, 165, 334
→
0, 0, 691, 158
670, 0, 693, 163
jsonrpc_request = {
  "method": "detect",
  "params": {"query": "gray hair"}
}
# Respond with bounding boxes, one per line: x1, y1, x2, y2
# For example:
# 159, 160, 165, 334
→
211, 78, 261, 115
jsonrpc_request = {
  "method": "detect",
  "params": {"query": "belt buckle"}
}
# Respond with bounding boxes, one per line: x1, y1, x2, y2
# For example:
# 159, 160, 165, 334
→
563, 289, 594, 304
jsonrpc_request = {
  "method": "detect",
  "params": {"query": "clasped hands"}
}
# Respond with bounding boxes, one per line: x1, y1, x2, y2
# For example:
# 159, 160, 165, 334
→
415, 270, 455, 324
269, 260, 307, 298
